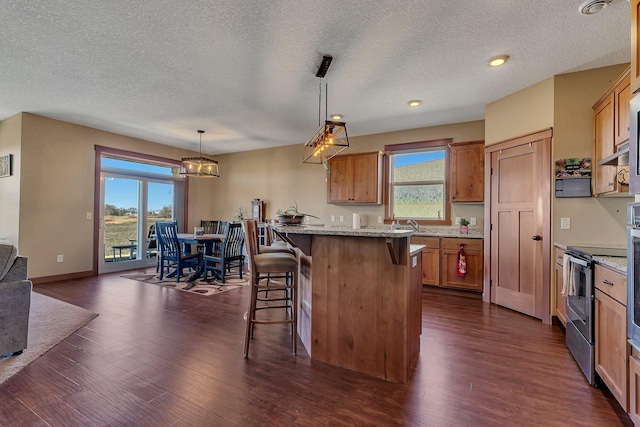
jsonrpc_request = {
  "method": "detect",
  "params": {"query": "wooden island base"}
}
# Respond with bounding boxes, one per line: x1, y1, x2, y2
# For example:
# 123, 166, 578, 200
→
279, 227, 422, 383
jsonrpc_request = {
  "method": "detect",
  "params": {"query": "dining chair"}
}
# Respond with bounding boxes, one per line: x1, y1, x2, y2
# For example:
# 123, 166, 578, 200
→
200, 220, 219, 234
202, 222, 244, 283
155, 221, 202, 282
242, 220, 299, 358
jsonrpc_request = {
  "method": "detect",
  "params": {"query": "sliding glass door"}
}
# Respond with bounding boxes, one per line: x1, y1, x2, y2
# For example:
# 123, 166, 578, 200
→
99, 157, 181, 274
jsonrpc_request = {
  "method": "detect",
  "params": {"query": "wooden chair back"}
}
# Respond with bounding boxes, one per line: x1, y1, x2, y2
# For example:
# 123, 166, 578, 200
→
155, 221, 181, 260
200, 220, 219, 234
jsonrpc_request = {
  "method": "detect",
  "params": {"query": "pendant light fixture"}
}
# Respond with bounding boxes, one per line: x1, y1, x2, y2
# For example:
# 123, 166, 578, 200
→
179, 130, 220, 178
303, 55, 349, 164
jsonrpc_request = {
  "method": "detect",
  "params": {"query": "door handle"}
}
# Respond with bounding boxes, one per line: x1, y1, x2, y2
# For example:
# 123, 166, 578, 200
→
532, 235, 541, 241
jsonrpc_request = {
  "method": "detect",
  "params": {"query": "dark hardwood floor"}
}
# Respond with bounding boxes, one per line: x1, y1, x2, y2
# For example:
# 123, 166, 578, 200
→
0, 272, 631, 426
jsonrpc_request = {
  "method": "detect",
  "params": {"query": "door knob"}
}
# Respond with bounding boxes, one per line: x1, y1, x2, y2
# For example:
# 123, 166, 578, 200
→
532, 235, 541, 241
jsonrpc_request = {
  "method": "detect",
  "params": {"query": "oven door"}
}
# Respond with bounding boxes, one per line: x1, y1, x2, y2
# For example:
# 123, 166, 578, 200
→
566, 256, 594, 342
628, 226, 640, 350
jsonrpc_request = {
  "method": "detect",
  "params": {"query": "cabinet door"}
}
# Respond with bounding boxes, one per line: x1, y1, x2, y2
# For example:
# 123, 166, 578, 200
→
595, 289, 628, 411
554, 261, 567, 326
630, 354, 640, 426
421, 247, 440, 286
327, 155, 353, 203
450, 141, 484, 202
593, 93, 617, 195
352, 153, 380, 203
632, 0, 640, 94
615, 72, 631, 146
441, 248, 483, 292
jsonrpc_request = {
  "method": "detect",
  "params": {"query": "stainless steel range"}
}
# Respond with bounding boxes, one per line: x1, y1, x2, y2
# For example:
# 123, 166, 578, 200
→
565, 245, 627, 386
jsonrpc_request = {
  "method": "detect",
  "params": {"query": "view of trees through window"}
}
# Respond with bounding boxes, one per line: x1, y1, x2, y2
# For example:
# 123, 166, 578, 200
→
390, 148, 446, 220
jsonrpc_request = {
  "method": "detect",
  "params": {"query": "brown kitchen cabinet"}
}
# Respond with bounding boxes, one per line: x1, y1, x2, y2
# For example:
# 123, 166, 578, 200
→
632, 0, 640, 94
630, 349, 640, 426
440, 238, 483, 292
553, 247, 567, 326
594, 264, 628, 412
411, 236, 483, 292
593, 67, 630, 196
327, 151, 383, 204
411, 236, 440, 286
449, 140, 484, 202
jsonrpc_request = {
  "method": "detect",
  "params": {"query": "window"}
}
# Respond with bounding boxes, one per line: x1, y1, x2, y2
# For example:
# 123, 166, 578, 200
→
385, 139, 451, 225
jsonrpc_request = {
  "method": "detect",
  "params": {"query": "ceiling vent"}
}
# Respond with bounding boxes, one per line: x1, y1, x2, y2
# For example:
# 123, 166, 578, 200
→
578, 0, 612, 15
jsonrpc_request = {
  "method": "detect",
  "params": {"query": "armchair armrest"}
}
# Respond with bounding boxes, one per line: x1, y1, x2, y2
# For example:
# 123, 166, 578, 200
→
1, 256, 27, 283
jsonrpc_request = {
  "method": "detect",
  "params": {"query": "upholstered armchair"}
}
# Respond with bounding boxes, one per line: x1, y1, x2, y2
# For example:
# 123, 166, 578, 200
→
0, 245, 32, 357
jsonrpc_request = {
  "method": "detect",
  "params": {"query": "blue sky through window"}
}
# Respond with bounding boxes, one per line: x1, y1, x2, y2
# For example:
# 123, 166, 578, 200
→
103, 158, 174, 211
394, 151, 444, 167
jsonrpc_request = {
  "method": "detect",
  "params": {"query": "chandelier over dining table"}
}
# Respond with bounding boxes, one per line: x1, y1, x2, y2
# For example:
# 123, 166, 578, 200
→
303, 55, 349, 165
180, 130, 220, 178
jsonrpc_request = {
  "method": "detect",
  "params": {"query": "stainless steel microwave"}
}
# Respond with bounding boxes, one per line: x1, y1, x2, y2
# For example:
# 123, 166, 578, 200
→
630, 93, 640, 193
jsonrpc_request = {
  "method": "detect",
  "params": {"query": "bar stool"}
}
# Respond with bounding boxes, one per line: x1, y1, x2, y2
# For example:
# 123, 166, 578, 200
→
242, 220, 299, 357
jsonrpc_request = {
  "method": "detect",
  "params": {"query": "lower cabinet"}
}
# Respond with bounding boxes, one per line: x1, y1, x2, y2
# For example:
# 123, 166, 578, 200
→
629, 352, 640, 426
594, 264, 628, 412
554, 247, 567, 326
411, 236, 483, 292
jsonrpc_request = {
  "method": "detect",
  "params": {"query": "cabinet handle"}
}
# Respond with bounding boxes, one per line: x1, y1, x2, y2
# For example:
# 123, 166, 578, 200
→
608, 182, 614, 186
532, 235, 541, 241
602, 279, 614, 286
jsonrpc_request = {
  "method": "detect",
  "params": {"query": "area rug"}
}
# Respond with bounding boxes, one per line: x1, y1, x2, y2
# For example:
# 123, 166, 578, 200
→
121, 268, 248, 296
0, 292, 98, 385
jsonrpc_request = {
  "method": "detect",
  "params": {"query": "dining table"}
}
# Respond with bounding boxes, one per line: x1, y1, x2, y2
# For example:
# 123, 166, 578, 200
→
174, 233, 225, 285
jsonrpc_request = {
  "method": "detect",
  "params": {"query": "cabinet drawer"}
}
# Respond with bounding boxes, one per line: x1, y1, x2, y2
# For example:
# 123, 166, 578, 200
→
594, 264, 627, 305
441, 237, 482, 251
554, 247, 565, 266
411, 236, 440, 249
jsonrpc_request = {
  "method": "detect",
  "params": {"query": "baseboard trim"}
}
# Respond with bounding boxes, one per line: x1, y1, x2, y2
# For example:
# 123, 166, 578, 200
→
31, 270, 95, 285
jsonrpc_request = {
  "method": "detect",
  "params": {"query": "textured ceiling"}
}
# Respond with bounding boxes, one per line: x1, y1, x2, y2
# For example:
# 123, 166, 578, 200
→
0, 0, 632, 155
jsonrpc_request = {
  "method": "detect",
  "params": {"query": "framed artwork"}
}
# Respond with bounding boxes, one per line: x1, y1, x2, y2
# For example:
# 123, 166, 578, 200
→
251, 199, 264, 222
0, 154, 12, 178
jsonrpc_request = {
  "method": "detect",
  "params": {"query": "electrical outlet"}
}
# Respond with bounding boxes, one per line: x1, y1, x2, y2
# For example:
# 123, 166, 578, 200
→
86, 212, 92, 220
57, 255, 63, 263
330, 215, 335, 222
561, 217, 571, 230
339, 215, 344, 222
455, 217, 461, 225
378, 216, 383, 224
470, 217, 476, 226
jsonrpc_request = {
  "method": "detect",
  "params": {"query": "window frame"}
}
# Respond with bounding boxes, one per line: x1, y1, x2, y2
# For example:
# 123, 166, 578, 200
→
384, 139, 452, 226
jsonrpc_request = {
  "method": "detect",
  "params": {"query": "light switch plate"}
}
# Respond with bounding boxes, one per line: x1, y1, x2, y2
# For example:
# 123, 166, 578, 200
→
339, 215, 344, 222
330, 215, 335, 222
470, 217, 476, 226
86, 212, 92, 220
455, 217, 461, 225
561, 218, 571, 230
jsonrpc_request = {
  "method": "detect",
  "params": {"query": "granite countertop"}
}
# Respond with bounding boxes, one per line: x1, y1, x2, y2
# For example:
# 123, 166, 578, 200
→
271, 224, 414, 238
413, 226, 483, 239
594, 256, 627, 274
410, 244, 425, 254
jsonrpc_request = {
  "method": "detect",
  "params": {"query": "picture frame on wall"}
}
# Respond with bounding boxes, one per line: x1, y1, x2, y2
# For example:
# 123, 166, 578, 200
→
0, 154, 12, 178
251, 199, 264, 222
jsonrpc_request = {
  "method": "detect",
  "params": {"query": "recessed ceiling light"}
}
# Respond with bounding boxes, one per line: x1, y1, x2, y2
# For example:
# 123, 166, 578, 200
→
489, 55, 509, 67
330, 114, 343, 120
408, 100, 422, 107
578, 0, 612, 15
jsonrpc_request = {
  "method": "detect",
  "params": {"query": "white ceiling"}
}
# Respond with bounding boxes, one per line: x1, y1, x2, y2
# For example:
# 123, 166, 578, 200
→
0, 0, 632, 156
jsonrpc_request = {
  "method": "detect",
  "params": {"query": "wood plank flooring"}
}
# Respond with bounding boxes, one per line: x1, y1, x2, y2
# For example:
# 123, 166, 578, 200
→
0, 272, 631, 426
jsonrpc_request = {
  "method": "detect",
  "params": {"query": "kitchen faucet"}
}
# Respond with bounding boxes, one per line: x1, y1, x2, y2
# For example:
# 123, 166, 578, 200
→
407, 219, 419, 231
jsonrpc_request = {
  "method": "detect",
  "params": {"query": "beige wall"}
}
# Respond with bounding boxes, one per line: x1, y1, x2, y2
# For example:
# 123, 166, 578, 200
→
17, 113, 215, 278
485, 77, 555, 145
0, 113, 22, 246
552, 64, 630, 247
210, 120, 486, 229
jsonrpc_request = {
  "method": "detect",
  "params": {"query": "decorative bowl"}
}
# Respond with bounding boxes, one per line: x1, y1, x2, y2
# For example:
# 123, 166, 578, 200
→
276, 214, 305, 225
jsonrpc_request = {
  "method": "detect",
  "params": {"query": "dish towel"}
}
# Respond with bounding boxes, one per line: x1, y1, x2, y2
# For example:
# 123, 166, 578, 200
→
561, 254, 576, 297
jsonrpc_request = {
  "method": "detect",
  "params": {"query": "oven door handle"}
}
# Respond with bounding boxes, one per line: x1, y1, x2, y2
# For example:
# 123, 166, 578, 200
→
569, 256, 589, 267
630, 228, 640, 238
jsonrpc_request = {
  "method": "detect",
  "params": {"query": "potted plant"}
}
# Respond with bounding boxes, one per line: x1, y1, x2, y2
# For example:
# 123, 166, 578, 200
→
235, 207, 246, 221
459, 218, 469, 234
276, 200, 319, 225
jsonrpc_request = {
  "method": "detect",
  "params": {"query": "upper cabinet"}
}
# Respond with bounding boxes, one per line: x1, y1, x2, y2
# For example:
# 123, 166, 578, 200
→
449, 141, 484, 203
327, 151, 383, 204
632, 0, 640, 94
593, 66, 630, 196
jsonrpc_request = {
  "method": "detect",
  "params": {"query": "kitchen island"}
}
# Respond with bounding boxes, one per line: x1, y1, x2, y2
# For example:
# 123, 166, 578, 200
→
272, 225, 422, 383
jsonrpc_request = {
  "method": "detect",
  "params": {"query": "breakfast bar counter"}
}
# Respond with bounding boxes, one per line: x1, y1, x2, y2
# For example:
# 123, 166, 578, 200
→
272, 225, 422, 383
